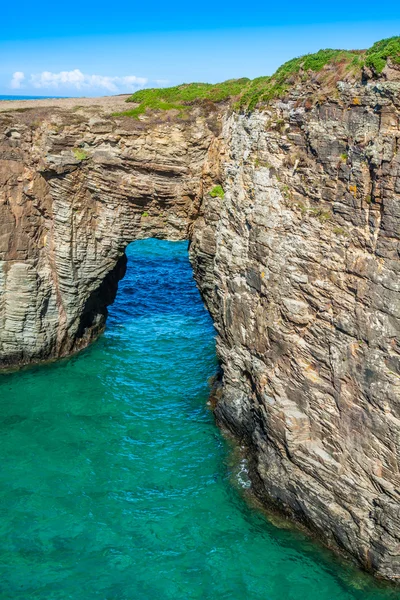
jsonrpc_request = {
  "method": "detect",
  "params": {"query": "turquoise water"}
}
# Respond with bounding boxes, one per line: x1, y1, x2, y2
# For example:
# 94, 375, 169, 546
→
0, 239, 397, 600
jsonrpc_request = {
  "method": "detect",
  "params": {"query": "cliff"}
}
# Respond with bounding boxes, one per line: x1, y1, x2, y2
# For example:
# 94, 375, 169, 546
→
0, 97, 219, 365
1, 37, 400, 581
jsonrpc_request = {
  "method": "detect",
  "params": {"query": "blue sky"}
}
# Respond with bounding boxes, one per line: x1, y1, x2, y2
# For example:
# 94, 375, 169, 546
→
1, 0, 400, 96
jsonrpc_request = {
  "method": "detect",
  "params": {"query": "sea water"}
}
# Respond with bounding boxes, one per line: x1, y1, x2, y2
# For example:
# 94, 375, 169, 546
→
0, 240, 396, 599
0, 96, 65, 101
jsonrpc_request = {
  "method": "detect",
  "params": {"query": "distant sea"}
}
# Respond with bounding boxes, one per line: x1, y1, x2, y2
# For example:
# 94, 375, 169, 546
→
0, 95, 66, 101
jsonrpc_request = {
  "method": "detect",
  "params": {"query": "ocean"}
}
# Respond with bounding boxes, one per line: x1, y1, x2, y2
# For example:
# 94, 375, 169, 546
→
0, 239, 395, 599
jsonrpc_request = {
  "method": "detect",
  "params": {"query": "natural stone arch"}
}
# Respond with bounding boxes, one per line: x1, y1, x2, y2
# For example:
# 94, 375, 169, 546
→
0, 107, 222, 368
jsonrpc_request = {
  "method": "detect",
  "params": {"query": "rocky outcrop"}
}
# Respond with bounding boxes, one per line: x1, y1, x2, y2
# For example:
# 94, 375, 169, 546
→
0, 72, 400, 580
0, 103, 219, 366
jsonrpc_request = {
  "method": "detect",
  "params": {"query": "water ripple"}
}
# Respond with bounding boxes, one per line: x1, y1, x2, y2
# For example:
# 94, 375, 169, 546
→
0, 239, 396, 600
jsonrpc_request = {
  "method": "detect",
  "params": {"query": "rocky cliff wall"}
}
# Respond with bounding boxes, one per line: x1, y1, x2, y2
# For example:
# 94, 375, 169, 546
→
0, 74, 400, 580
191, 78, 400, 581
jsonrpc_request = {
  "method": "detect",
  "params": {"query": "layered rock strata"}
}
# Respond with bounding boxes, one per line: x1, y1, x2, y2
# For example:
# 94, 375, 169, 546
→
0, 102, 218, 366
0, 74, 400, 580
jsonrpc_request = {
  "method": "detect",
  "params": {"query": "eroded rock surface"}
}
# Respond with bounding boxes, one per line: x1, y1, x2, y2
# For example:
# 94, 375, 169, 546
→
192, 80, 400, 581
0, 103, 219, 366
0, 77, 400, 580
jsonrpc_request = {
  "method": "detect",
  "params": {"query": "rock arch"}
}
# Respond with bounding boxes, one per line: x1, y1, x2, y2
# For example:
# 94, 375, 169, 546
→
0, 107, 220, 368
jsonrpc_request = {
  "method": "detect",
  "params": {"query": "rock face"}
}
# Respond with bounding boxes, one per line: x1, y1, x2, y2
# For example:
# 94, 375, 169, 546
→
0, 76, 400, 580
0, 104, 219, 366
192, 80, 400, 581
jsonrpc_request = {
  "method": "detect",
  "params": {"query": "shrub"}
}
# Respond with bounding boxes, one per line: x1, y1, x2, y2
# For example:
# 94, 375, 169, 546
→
365, 36, 400, 73
333, 226, 346, 235
309, 207, 332, 222
73, 148, 88, 161
209, 185, 225, 199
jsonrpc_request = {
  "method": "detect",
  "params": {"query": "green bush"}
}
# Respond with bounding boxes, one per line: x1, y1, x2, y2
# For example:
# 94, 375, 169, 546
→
333, 226, 345, 235
209, 185, 225, 199
73, 148, 88, 161
365, 36, 400, 73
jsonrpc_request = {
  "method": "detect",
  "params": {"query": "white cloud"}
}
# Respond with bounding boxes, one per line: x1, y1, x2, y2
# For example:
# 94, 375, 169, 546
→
10, 72, 25, 89
27, 69, 147, 93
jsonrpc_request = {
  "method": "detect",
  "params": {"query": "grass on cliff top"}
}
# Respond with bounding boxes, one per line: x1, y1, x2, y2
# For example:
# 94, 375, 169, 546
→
113, 36, 400, 118
113, 79, 250, 118
242, 49, 365, 108
365, 36, 400, 72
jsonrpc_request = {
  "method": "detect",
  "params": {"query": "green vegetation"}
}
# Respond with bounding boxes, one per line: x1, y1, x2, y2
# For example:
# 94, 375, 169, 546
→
128, 79, 249, 104
254, 157, 272, 169
209, 185, 225, 199
114, 79, 250, 119
309, 208, 332, 222
235, 76, 272, 112
365, 36, 400, 73
240, 48, 366, 110
112, 37, 400, 119
73, 148, 88, 161
333, 226, 346, 236
142, 211, 149, 217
